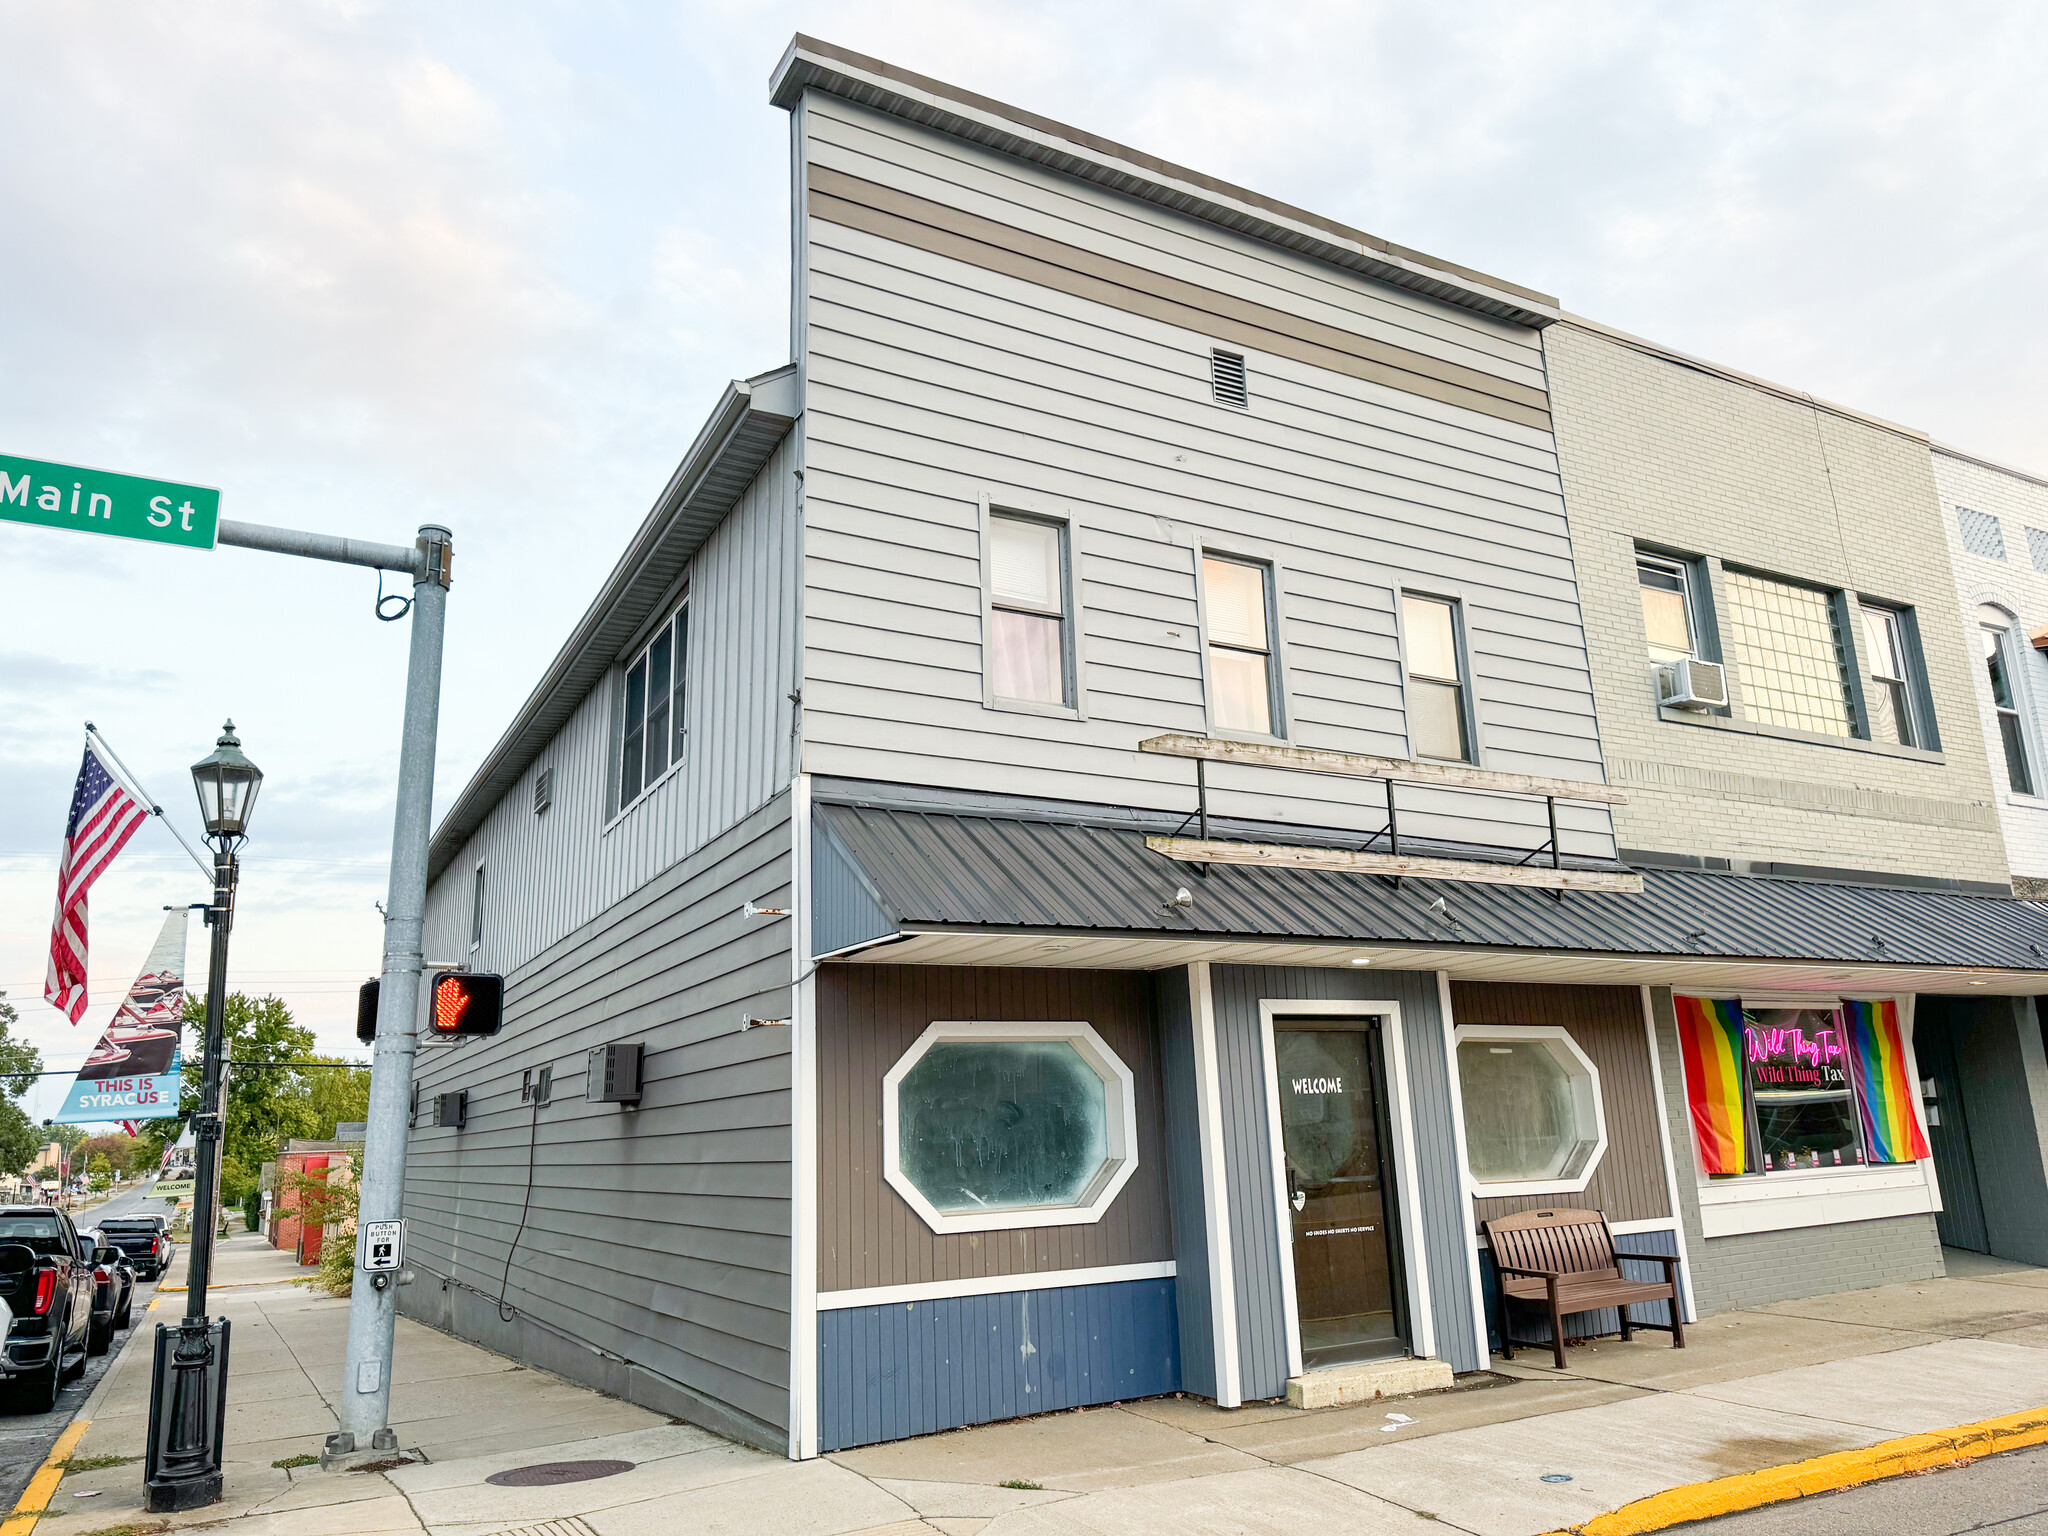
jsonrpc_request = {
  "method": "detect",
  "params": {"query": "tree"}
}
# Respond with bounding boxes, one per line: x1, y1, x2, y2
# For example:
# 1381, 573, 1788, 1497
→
47, 1123, 89, 1158
77, 1134, 138, 1175
0, 995, 43, 1178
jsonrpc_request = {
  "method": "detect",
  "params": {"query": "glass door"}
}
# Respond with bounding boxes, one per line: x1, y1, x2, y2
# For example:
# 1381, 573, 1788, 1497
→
1274, 1021, 1409, 1368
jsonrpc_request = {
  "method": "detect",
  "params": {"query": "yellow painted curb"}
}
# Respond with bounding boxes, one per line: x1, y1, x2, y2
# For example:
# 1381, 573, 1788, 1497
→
1538, 1403, 2048, 1536
0, 1416, 91, 1536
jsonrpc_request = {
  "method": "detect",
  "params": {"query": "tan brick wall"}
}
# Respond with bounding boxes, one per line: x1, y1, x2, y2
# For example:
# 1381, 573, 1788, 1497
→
1545, 321, 2007, 886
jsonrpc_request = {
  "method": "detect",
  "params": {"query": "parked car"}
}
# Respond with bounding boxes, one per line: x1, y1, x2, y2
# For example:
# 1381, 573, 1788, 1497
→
0, 1208, 94, 1411
76, 1231, 134, 1354
97, 1215, 174, 1280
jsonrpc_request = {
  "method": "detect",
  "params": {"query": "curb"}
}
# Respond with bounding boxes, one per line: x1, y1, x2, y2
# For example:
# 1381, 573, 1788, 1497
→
0, 1417, 91, 1536
1537, 1404, 2048, 1536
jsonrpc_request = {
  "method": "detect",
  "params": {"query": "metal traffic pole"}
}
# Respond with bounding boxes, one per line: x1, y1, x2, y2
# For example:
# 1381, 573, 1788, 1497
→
330, 525, 450, 1459
204, 517, 452, 1461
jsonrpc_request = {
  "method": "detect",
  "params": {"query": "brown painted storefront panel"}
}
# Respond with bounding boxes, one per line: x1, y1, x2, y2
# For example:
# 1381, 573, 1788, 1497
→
817, 964, 1173, 1292
1451, 981, 1672, 1227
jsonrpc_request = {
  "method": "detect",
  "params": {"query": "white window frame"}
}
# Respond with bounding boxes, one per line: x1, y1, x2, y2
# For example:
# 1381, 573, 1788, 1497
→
1637, 555, 1699, 664
1396, 587, 1479, 765
609, 598, 689, 823
882, 1020, 1139, 1235
1979, 608, 2036, 797
1450, 1024, 1608, 1196
1674, 992, 1941, 1239
978, 495, 1085, 720
1194, 542, 1289, 742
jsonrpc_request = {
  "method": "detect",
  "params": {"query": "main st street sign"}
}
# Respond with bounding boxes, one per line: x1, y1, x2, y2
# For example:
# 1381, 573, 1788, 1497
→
0, 451, 221, 548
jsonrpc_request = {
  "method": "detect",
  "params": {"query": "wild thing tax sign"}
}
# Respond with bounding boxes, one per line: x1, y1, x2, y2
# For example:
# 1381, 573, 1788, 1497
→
0, 452, 220, 549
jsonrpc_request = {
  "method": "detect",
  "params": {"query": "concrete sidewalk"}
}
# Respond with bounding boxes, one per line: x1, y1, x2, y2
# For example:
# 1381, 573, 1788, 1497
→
25, 1238, 2047, 1536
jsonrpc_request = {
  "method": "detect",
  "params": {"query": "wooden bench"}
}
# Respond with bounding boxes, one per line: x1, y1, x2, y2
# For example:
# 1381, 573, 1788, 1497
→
1482, 1207, 1685, 1370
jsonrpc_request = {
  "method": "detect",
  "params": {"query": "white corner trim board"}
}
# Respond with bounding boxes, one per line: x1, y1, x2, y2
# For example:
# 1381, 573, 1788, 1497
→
816, 1260, 1177, 1311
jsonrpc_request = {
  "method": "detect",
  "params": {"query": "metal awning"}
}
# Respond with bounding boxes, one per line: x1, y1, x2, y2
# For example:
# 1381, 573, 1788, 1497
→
813, 801, 2048, 995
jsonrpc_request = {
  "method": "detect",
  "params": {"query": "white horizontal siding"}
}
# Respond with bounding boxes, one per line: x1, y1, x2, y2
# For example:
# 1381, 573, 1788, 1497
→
796, 96, 1613, 859
427, 439, 799, 973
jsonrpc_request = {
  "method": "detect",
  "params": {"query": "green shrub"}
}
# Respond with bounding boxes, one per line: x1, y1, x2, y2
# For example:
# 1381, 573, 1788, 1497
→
242, 1189, 261, 1232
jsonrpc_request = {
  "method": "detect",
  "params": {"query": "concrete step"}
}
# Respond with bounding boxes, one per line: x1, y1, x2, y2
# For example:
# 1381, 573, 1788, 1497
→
1285, 1355, 1455, 1409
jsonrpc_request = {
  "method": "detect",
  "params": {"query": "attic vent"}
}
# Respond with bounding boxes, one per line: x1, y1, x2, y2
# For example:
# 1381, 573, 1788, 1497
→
534, 767, 552, 815
1210, 349, 1248, 409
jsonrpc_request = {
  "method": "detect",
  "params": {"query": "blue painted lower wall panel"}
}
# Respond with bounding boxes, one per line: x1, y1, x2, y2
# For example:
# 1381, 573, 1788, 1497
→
1480, 1228, 1684, 1354
819, 1278, 1181, 1452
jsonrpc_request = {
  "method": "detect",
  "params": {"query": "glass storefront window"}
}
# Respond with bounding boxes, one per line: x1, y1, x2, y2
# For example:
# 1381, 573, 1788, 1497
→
1745, 1007, 1863, 1172
1454, 1027, 1606, 1193
883, 1022, 1138, 1233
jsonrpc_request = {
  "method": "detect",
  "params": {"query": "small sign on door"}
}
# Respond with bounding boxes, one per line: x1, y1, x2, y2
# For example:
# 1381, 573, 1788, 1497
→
359, 1219, 405, 1273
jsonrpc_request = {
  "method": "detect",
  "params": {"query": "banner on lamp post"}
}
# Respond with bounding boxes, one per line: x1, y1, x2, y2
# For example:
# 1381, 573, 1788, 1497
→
60, 909, 188, 1124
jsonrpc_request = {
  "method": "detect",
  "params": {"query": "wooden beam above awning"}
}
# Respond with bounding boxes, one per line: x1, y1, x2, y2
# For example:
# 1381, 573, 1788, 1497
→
1145, 835, 1646, 893
1137, 734, 1629, 805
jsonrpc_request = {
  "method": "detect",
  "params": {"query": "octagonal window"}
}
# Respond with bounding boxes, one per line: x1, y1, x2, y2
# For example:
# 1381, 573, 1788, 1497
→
884, 1021, 1139, 1233
1454, 1025, 1607, 1195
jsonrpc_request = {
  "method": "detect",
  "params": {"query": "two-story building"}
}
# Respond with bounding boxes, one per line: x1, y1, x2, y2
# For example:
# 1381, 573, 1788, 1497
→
397, 37, 2048, 1459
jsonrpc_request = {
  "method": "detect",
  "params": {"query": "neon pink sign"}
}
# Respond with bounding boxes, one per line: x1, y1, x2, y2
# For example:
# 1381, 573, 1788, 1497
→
1745, 1025, 1848, 1090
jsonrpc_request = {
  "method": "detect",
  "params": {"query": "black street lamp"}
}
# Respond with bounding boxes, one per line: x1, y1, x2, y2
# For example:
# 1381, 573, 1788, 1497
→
145, 721, 261, 1512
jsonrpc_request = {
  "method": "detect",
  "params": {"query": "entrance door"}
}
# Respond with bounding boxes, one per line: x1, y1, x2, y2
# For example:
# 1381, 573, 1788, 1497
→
1274, 1021, 1408, 1368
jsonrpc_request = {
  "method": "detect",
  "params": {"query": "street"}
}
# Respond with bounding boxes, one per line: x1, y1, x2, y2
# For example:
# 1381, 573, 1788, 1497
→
1686, 1444, 2048, 1534
0, 1185, 178, 1512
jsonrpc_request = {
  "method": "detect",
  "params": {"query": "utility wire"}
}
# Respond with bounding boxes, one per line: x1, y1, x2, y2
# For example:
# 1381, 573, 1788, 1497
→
85, 722, 213, 879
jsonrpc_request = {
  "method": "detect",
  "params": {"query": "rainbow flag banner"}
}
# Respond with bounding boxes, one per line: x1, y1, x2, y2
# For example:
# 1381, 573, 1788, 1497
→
1844, 999, 1930, 1164
1676, 995, 1750, 1176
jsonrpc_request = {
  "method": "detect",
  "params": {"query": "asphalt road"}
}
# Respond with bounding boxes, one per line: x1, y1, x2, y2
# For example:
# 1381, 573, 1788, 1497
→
1685, 1444, 2048, 1534
0, 1184, 179, 1513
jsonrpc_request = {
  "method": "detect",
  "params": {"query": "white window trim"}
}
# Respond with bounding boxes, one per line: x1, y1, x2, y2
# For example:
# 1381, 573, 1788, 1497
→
1193, 539, 1292, 743
1395, 584, 1482, 766
1674, 993, 1942, 1238
978, 493, 1087, 721
604, 598, 690, 831
882, 1019, 1138, 1235
1637, 553, 1700, 663
1451, 1024, 1608, 1197
1257, 999, 1436, 1379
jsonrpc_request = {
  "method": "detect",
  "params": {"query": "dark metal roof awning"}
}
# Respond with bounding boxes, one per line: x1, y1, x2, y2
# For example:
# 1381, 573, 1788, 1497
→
813, 802, 2048, 983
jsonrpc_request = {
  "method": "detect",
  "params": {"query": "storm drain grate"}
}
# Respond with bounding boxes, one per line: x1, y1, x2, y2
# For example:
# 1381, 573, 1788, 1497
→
485, 1459, 635, 1488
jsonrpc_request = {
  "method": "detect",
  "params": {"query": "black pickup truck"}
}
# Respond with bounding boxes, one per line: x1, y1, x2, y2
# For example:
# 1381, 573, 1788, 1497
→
0, 1208, 94, 1411
97, 1215, 175, 1280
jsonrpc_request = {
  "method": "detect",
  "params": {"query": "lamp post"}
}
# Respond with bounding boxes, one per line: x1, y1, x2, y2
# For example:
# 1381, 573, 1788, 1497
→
144, 721, 261, 1513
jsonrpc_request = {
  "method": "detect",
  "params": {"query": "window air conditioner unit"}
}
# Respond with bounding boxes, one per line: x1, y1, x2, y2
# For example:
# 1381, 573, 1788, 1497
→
1658, 657, 1727, 711
587, 1043, 643, 1105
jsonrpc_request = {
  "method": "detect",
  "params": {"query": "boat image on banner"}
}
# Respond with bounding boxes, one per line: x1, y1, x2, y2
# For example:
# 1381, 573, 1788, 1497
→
59, 908, 187, 1123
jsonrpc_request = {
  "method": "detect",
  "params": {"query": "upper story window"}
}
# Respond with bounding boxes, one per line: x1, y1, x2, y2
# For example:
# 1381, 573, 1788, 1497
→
1979, 606, 2033, 795
1202, 554, 1279, 735
1722, 569, 1853, 738
469, 865, 486, 955
1401, 593, 1472, 761
619, 602, 687, 810
1858, 605, 1919, 747
1638, 557, 1697, 664
987, 513, 1073, 708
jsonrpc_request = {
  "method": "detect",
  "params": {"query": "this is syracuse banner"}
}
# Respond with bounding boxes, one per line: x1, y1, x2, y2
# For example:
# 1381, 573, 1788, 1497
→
60, 908, 187, 1123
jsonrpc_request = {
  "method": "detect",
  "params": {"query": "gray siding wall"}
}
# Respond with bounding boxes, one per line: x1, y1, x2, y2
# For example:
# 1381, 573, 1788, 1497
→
795, 92, 1615, 860
1646, 987, 1945, 1314
814, 965, 1172, 1292
1925, 995, 2048, 1266
402, 792, 796, 1453
1452, 981, 1672, 1227
1154, 965, 1216, 1399
1208, 964, 1480, 1394
424, 437, 801, 976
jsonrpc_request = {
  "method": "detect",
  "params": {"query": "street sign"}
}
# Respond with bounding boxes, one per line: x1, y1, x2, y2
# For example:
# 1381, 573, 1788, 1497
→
0, 452, 220, 549
358, 1219, 405, 1273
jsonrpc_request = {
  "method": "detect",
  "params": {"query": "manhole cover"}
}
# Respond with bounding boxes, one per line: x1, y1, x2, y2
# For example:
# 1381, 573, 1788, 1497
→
486, 1460, 636, 1488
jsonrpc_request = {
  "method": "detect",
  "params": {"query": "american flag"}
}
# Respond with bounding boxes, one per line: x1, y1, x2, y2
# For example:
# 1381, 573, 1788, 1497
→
44, 744, 147, 1024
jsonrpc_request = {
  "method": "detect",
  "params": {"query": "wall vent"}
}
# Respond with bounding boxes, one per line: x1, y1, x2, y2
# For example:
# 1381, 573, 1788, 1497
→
533, 766, 552, 815
1958, 507, 2006, 561
1210, 349, 1249, 409
433, 1090, 468, 1129
2027, 527, 2048, 576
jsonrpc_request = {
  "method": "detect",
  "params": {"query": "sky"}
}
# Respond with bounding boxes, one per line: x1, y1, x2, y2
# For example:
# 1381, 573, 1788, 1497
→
3, 0, 2044, 1117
